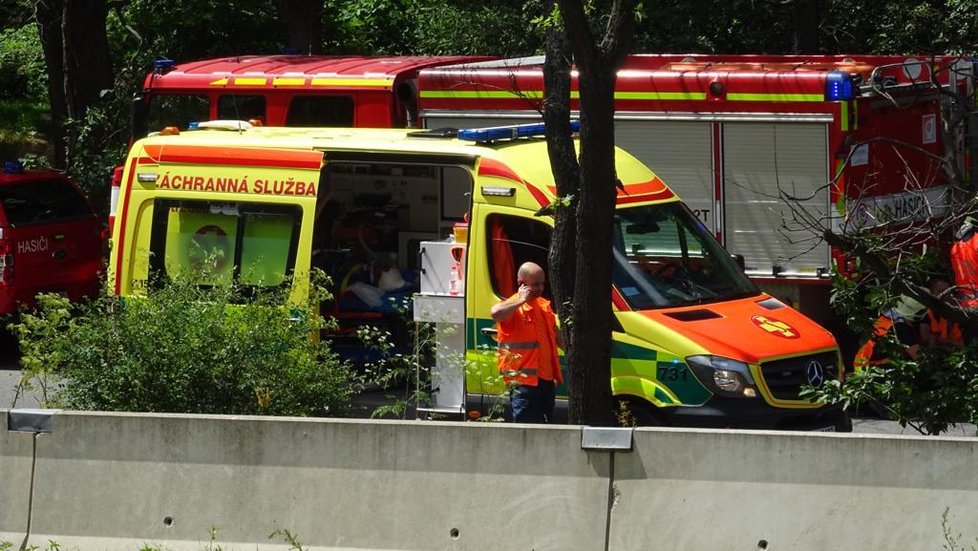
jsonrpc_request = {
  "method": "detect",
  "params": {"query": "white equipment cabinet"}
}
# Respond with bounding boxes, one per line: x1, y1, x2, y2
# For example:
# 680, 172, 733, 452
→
413, 240, 467, 418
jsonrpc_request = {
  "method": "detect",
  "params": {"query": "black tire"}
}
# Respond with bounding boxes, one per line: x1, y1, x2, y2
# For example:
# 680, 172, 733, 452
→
834, 410, 853, 433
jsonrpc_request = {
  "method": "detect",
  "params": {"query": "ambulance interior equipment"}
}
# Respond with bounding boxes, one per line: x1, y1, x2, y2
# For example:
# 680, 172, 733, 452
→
310, 157, 472, 341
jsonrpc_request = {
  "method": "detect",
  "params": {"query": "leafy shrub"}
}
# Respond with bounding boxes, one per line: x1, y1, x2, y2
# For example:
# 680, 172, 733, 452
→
0, 26, 46, 100
13, 275, 355, 416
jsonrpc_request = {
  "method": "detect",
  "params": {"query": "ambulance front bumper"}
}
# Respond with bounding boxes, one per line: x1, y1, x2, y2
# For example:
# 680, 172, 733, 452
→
661, 396, 850, 431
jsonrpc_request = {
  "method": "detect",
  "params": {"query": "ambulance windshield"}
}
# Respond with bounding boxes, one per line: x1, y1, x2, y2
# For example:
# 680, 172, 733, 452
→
612, 203, 759, 309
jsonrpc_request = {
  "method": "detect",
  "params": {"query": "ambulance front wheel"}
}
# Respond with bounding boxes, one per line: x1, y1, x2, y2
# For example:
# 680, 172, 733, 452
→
617, 397, 667, 427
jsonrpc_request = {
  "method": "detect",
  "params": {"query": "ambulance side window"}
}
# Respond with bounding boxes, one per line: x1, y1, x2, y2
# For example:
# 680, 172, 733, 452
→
485, 214, 551, 299
147, 199, 301, 291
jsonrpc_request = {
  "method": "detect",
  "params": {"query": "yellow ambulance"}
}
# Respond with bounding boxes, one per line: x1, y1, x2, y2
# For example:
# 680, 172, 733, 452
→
109, 121, 850, 430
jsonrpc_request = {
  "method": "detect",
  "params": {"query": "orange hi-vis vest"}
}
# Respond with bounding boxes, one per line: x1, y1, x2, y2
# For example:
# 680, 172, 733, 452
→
853, 315, 893, 371
496, 295, 562, 387
951, 230, 978, 307
926, 309, 963, 345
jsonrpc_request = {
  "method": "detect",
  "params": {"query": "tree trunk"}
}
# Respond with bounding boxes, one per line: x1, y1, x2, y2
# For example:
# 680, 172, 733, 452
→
568, 65, 619, 426
276, 0, 324, 55
792, 0, 820, 54
62, 0, 113, 121
34, 0, 66, 168
543, 14, 579, 355
554, 0, 636, 426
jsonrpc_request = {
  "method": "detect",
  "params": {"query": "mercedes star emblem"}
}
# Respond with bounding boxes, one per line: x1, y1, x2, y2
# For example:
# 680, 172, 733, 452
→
807, 360, 825, 386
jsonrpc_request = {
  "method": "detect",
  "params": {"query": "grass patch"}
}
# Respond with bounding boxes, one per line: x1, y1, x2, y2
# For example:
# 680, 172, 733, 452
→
0, 98, 52, 163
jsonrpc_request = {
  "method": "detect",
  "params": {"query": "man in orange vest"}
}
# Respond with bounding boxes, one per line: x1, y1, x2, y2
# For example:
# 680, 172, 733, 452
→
951, 217, 978, 340
490, 262, 563, 423
919, 276, 964, 349
952, 218, 978, 304
853, 296, 924, 371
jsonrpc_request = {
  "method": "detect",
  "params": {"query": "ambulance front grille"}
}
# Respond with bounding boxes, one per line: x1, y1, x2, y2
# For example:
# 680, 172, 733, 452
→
759, 351, 839, 401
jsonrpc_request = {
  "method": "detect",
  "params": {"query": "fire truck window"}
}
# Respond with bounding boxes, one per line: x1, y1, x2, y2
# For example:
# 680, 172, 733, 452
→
217, 95, 267, 123
148, 199, 300, 291
485, 214, 552, 299
145, 94, 209, 134
286, 96, 355, 127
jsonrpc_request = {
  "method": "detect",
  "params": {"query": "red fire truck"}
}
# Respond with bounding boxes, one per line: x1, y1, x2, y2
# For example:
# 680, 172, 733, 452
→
417, 54, 975, 331
110, 54, 495, 226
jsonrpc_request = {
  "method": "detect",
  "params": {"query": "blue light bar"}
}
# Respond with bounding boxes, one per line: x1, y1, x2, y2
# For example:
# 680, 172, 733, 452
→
3, 160, 24, 174
187, 121, 200, 130
457, 120, 580, 143
153, 58, 174, 75
825, 71, 855, 101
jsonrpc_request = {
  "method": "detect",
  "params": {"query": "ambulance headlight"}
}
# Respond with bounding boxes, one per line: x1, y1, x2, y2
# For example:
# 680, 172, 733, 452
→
686, 355, 758, 398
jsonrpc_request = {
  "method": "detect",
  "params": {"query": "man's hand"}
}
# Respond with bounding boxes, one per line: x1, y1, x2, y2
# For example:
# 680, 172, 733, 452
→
491, 287, 529, 322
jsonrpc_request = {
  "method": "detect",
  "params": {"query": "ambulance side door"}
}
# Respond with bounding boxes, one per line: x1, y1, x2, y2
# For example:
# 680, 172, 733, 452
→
466, 203, 553, 396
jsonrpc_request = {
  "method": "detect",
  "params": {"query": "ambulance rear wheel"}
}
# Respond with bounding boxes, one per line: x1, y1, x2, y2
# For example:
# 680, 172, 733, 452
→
616, 397, 666, 427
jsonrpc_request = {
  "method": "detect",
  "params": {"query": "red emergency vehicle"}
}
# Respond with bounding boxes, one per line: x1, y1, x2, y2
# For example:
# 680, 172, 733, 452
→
0, 162, 103, 314
110, 54, 496, 227
417, 54, 975, 328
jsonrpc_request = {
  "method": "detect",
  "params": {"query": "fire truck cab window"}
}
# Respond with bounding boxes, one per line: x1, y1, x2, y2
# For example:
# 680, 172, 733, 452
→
145, 94, 209, 135
217, 95, 267, 123
286, 96, 355, 127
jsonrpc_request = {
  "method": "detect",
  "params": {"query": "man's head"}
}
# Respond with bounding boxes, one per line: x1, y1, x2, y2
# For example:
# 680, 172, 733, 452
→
517, 262, 546, 299
929, 276, 951, 297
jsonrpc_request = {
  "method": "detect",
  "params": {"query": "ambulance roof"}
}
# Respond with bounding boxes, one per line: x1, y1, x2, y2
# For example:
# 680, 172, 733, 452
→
132, 126, 676, 207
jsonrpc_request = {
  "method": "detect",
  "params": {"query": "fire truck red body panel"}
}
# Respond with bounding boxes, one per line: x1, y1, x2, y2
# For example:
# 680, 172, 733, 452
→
138, 55, 496, 129
418, 54, 974, 324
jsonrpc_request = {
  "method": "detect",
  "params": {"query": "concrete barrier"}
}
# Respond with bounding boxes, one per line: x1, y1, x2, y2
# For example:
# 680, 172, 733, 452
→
1, 410, 611, 550
612, 428, 978, 550
3, 410, 978, 550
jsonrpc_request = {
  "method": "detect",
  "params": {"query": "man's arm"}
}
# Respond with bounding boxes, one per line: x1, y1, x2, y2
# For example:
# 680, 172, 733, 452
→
491, 295, 525, 322
491, 284, 531, 322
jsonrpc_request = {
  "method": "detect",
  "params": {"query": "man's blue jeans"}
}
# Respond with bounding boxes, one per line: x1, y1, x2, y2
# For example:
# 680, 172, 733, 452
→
510, 379, 556, 423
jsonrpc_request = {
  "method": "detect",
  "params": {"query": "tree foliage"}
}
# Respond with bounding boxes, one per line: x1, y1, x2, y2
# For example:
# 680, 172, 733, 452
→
12, 277, 355, 416
785, 58, 978, 434
0, 0, 976, 187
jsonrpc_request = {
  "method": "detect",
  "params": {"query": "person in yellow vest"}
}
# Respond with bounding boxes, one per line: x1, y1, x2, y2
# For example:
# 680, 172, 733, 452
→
490, 262, 563, 423
919, 277, 965, 350
853, 295, 925, 371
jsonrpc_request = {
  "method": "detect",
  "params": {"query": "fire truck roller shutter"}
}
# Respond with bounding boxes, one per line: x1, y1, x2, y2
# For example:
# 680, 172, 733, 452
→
615, 120, 714, 233
722, 122, 830, 278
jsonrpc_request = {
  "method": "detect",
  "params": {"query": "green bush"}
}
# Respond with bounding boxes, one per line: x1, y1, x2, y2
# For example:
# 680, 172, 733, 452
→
13, 276, 356, 416
0, 26, 46, 100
